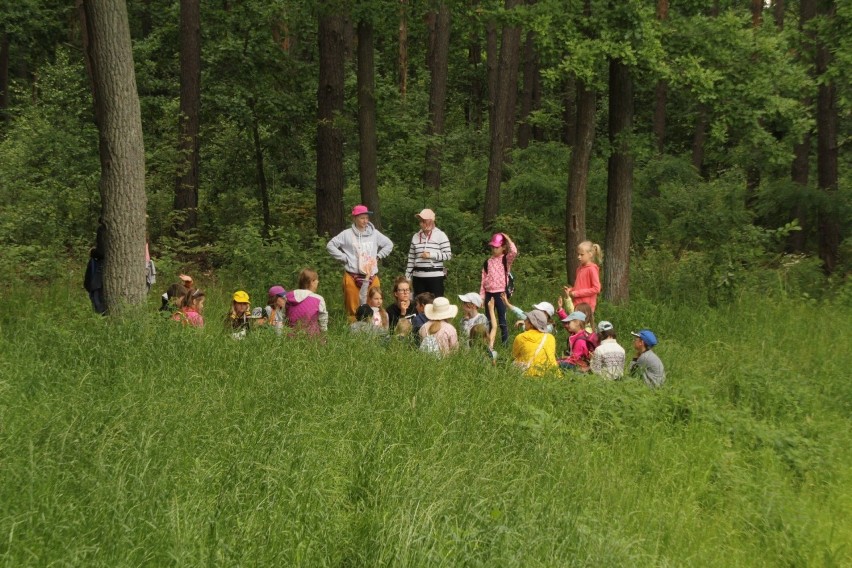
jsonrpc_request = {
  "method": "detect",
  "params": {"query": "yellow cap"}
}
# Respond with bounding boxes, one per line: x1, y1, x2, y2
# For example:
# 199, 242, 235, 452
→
232, 290, 250, 303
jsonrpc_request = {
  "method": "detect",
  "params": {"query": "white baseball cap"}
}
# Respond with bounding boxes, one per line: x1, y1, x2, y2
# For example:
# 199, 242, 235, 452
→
532, 302, 555, 317
458, 293, 483, 308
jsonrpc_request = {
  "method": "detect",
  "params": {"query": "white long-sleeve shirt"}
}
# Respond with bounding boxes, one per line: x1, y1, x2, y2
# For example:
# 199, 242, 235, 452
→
405, 227, 452, 280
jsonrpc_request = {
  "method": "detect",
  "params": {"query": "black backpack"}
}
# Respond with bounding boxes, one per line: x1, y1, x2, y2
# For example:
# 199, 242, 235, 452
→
482, 255, 515, 298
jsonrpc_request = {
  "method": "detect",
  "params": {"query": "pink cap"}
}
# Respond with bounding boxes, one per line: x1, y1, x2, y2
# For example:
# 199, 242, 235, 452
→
415, 208, 436, 221
488, 233, 505, 247
268, 285, 286, 298
351, 204, 372, 216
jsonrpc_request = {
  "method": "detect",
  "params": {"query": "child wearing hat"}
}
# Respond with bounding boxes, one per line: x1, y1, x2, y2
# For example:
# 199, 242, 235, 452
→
502, 293, 555, 333
458, 292, 489, 337
419, 297, 459, 356
590, 321, 625, 380
557, 311, 594, 372
480, 232, 518, 346
225, 290, 253, 339
629, 329, 666, 388
512, 309, 557, 377
253, 285, 287, 333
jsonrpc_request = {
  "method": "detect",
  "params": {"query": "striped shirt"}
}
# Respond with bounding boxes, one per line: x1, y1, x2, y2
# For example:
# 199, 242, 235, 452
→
406, 227, 452, 279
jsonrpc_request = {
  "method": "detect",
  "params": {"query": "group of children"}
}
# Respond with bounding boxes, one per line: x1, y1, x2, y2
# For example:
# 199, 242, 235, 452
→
158, 235, 665, 387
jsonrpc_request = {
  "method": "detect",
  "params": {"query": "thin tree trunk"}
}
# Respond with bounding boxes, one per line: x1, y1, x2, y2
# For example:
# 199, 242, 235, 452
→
565, 80, 596, 282
250, 110, 270, 239
398, 0, 408, 96
691, 104, 708, 175
604, 58, 633, 305
423, 3, 450, 196
517, 2, 539, 149
467, 31, 482, 129
815, 0, 838, 274
81, 0, 147, 312
751, 0, 763, 26
483, 0, 522, 229
316, 9, 345, 236
485, 18, 498, 131
652, 0, 668, 154
174, 0, 200, 234
0, 33, 9, 123
357, 19, 381, 228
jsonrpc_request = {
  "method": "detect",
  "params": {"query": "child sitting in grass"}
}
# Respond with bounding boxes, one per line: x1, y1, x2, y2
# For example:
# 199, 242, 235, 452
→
411, 292, 434, 336
419, 297, 459, 356
589, 321, 625, 380
629, 329, 666, 388
512, 309, 557, 377
350, 304, 386, 335
225, 290, 254, 339
469, 298, 499, 364
172, 289, 205, 327
557, 311, 594, 372
458, 292, 488, 337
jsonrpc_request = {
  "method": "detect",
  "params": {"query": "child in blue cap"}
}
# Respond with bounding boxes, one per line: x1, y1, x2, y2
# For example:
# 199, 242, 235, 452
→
629, 329, 666, 387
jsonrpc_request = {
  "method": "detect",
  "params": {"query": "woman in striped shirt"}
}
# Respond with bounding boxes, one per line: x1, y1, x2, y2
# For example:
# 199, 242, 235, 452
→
405, 208, 452, 297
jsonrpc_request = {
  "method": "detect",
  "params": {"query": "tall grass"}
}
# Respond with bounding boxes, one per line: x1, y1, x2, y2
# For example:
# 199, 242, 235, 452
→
0, 283, 849, 566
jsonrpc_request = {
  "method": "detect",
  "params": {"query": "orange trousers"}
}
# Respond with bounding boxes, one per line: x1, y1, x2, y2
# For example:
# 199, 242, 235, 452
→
342, 273, 382, 322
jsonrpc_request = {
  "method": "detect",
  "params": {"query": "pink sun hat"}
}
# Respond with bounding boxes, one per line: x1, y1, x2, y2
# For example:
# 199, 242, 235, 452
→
351, 204, 372, 216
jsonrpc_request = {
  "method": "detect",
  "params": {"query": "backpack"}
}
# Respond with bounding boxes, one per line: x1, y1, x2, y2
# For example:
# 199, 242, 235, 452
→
419, 333, 441, 355
482, 255, 515, 298
574, 332, 596, 357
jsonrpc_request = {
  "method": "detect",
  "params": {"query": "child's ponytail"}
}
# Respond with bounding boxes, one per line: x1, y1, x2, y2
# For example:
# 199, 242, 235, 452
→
591, 243, 603, 265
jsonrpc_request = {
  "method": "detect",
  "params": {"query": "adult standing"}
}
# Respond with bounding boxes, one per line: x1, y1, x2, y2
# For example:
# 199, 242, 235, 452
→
326, 204, 394, 321
405, 208, 452, 297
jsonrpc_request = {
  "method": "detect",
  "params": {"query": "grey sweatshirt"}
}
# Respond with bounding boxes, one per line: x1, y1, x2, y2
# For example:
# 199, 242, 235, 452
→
326, 222, 394, 275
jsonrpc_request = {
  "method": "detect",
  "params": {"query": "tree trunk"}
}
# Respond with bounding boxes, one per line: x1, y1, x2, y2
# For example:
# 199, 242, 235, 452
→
316, 9, 345, 236
485, 18, 498, 131
565, 79, 596, 282
815, 0, 838, 274
604, 58, 633, 305
483, 0, 522, 230
691, 104, 708, 175
773, 0, 785, 28
423, 3, 450, 196
467, 31, 482, 129
357, 20, 381, 228
652, 0, 668, 154
751, 0, 763, 27
561, 74, 576, 146
517, 5, 539, 150
0, 33, 9, 123
398, 0, 408, 96
81, 0, 147, 313
174, 0, 200, 234
250, 111, 270, 239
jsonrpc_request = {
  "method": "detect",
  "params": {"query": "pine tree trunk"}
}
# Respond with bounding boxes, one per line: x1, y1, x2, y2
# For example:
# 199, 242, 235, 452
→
81, 0, 147, 313
485, 19, 498, 131
483, 0, 521, 230
652, 0, 668, 154
604, 58, 633, 305
815, 0, 838, 274
0, 33, 9, 124
561, 75, 576, 146
691, 104, 708, 175
357, 20, 381, 228
398, 0, 408, 96
316, 9, 345, 236
517, 12, 539, 150
250, 110, 270, 239
423, 3, 450, 196
174, 0, 200, 234
565, 79, 596, 282
773, 0, 785, 28
467, 32, 482, 129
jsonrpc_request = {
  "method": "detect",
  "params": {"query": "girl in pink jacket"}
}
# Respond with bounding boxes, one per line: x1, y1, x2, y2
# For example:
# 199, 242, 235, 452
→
566, 240, 602, 313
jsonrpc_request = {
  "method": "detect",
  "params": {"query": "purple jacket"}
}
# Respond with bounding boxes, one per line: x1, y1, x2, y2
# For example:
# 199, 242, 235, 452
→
285, 290, 328, 336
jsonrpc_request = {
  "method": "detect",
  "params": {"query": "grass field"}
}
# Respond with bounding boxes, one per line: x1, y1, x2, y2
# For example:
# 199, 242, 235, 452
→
1, 281, 850, 566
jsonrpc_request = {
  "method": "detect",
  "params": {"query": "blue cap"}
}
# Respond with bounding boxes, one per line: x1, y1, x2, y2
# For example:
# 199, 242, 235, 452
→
631, 329, 658, 348
561, 311, 586, 323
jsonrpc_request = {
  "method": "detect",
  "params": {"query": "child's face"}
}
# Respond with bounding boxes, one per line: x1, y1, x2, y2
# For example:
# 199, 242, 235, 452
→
463, 302, 478, 316
633, 337, 645, 352
577, 246, 593, 265
416, 302, 425, 314
368, 294, 383, 308
568, 319, 583, 333
275, 296, 286, 308
309, 278, 319, 292
490, 245, 503, 257
196, 299, 205, 312
234, 302, 249, 315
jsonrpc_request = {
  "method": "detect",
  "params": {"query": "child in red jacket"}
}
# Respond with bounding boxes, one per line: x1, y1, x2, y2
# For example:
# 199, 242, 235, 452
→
566, 240, 602, 313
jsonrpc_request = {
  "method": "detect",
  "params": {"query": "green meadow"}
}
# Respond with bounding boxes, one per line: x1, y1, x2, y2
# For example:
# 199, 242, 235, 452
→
1, 283, 850, 566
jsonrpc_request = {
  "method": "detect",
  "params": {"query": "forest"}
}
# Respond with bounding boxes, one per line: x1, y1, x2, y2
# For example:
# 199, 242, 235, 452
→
0, 0, 849, 308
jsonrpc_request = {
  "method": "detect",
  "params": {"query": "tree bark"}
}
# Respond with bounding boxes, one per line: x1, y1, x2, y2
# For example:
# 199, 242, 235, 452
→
485, 18, 498, 131
691, 103, 708, 175
561, 75, 576, 146
357, 20, 381, 228
565, 80, 596, 282
81, 0, 148, 313
250, 109, 270, 239
773, 0, 785, 28
467, 31, 482, 129
316, 9, 345, 236
398, 0, 408, 96
751, 0, 763, 27
652, 0, 668, 154
815, 0, 838, 274
517, 4, 539, 150
174, 0, 200, 234
0, 33, 9, 123
423, 3, 450, 196
604, 58, 633, 305
483, 0, 522, 230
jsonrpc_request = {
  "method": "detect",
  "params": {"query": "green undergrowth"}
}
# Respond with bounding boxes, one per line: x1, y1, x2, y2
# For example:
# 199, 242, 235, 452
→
0, 286, 849, 566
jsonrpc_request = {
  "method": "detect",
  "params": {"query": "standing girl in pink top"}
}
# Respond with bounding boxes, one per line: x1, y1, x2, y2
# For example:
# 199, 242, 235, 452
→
480, 232, 518, 345
566, 240, 602, 313
173, 289, 205, 327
